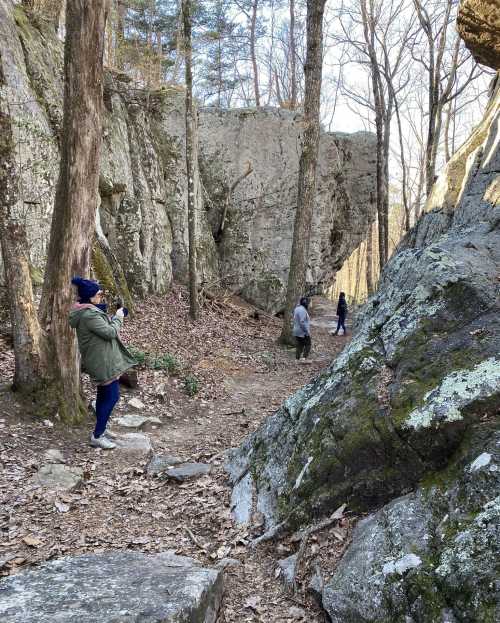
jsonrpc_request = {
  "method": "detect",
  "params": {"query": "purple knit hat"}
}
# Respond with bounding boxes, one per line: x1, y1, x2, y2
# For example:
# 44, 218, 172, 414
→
71, 277, 102, 302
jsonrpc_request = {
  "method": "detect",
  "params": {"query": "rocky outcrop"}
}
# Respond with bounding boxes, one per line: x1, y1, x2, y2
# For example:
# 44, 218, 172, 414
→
0, 0, 376, 311
322, 428, 500, 622
457, 0, 500, 69
0, 551, 223, 622
199, 109, 376, 312
226, 11, 500, 619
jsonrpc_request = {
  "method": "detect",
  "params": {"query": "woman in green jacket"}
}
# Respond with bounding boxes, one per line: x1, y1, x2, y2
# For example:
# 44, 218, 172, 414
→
69, 277, 136, 449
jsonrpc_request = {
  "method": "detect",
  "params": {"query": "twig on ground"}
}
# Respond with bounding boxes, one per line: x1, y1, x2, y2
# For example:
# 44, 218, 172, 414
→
185, 527, 207, 552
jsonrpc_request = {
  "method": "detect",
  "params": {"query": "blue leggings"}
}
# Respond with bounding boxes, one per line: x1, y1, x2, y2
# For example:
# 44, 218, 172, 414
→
94, 380, 120, 438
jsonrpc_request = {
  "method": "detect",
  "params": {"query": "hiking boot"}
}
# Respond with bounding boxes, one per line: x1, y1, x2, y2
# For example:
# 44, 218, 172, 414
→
90, 433, 115, 450
104, 429, 118, 440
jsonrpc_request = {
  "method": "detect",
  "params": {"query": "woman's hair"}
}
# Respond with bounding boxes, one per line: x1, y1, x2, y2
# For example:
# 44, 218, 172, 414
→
339, 292, 346, 299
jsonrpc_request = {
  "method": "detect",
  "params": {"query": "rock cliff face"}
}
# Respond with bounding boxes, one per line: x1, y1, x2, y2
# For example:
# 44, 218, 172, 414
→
0, 0, 376, 311
226, 3, 500, 619
199, 110, 376, 312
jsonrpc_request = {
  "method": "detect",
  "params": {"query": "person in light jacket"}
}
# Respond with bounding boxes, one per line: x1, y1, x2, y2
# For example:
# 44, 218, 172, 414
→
293, 297, 311, 360
69, 277, 136, 449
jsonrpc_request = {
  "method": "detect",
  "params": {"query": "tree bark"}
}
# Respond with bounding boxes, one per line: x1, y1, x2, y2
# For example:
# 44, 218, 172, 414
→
360, 0, 388, 269
289, 0, 297, 109
38, 0, 110, 422
182, 0, 199, 320
280, 0, 326, 344
366, 221, 374, 296
250, 0, 260, 107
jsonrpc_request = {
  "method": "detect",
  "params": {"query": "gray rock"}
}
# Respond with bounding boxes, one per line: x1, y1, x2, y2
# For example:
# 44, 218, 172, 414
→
115, 414, 162, 429
164, 463, 211, 482
230, 471, 254, 525
127, 397, 145, 411
146, 453, 184, 475
43, 448, 65, 463
307, 564, 324, 607
0, 551, 223, 623
33, 464, 83, 491
199, 111, 377, 313
322, 430, 500, 623
277, 554, 297, 589
114, 433, 152, 455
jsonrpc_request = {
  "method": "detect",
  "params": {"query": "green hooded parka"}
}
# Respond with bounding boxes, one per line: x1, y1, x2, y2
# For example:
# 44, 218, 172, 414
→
68, 304, 136, 384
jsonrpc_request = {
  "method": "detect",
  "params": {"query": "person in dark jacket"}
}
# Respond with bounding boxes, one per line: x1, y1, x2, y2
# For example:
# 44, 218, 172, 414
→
69, 277, 136, 449
293, 297, 311, 360
332, 292, 348, 336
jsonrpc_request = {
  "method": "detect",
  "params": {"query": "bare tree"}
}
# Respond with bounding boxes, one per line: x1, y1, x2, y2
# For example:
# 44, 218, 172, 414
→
289, 0, 297, 109
250, 0, 261, 106
182, 0, 199, 320
280, 0, 327, 344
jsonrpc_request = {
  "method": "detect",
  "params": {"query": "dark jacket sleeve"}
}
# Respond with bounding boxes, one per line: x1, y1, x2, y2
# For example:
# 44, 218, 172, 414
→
84, 311, 123, 340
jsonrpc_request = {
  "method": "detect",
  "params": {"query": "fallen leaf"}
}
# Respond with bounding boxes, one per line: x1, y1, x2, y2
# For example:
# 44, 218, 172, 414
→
22, 536, 42, 547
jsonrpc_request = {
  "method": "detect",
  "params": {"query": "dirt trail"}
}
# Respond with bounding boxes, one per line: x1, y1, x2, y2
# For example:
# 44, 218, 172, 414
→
0, 293, 350, 622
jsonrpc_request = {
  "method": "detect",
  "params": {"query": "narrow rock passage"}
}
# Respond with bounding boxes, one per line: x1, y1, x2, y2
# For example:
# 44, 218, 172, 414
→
0, 293, 349, 622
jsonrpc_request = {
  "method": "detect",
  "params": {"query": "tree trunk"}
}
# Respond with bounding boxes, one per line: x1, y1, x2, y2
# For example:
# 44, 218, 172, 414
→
0, 90, 48, 392
116, 0, 126, 70
250, 0, 260, 107
280, 0, 326, 344
289, 0, 297, 109
366, 221, 374, 296
38, 0, 110, 422
182, 0, 199, 320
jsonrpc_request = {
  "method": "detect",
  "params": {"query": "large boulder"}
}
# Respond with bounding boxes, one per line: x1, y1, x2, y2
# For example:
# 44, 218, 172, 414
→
199, 109, 376, 312
457, 0, 500, 69
0, 0, 376, 311
0, 551, 223, 623
323, 427, 500, 623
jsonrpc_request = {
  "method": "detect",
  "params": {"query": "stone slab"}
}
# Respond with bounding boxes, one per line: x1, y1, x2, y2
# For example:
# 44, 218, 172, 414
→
115, 414, 162, 429
164, 463, 211, 482
147, 454, 184, 475
33, 464, 82, 491
0, 551, 223, 623
114, 433, 152, 454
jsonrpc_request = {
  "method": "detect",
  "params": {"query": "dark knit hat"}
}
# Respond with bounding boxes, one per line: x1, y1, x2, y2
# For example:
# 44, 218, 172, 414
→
71, 277, 102, 302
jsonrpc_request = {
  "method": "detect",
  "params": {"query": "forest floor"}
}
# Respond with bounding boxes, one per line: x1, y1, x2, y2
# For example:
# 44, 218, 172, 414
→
0, 286, 354, 622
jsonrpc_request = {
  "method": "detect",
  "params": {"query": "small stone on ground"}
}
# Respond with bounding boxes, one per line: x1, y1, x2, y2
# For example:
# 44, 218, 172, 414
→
127, 397, 145, 410
114, 432, 152, 454
164, 463, 211, 482
33, 464, 83, 491
115, 414, 161, 428
147, 453, 184, 474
